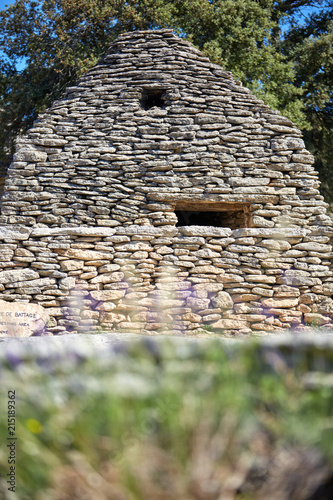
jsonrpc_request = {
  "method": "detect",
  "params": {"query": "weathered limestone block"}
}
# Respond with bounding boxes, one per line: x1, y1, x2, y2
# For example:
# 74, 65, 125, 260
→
278, 311, 303, 323
13, 150, 48, 162
195, 113, 226, 124
90, 272, 125, 284
212, 318, 248, 329
313, 298, 333, 317
193, 290, 209, 299
182, 312, 203, 325
31, 227, 117, 237
0, 269, 39, 284
294, 242, 332, 252
229, 177, 270, 186
234, 303, 262, 314
202, 314, 221, 322
130, 251, 149, 260
0, 227, 31, 240
59, 277, 76, 290
193, 283, 224, 292
227, 244, 267, 253
0, 300, 49, 337
252, 216, 275, 227
60, 260, 84, 271
277, 271, 321, 286
251, 323, 285, 332
0, 247, 14, 262
179, 227, 232, 237
46, 307, 63, 316
270, 138, 305, 151
100, 312, 127, 323
232, 228, 309, 238
261, 298, 299, 309
273, 285, 300, 297
246, 275, 276, 284
304, 313, 331, 325
252, 287, 274, 297
155, 281, 192, 290
95, 301, 117, 312
228, 313, 268, 323
231, 293, 261, 303
217, 274, 244, 283
259, 239, 291, 251
178, 260, 196, 268
60, 249, 114, 260
186, 297, 211, 310
85, 259, 110, 267
98, 264, 121, 273
5, 277, 56, 289
80, 271, 98, 279
318, 284, 333, 296
190, 265, 221, 274
81, 310, 99, 320
284, 249, 307, 257
33, 138, 68, 147
210, 291, 233, 309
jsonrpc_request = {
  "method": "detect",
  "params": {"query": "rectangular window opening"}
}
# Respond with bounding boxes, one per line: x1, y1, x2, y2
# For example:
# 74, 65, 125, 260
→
141, 88, 166, 110
174, 202, 252, 229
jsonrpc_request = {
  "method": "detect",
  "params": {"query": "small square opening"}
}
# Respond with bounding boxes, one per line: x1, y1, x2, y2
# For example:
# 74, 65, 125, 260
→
141, 89, 166, 110
174, 202, 252, 229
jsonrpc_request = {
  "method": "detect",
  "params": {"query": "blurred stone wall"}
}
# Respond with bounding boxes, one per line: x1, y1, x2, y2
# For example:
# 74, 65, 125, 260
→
0, 225, 332, 335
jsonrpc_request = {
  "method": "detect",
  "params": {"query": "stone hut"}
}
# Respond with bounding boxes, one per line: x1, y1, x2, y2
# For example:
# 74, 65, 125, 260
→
0, 29, 333, 335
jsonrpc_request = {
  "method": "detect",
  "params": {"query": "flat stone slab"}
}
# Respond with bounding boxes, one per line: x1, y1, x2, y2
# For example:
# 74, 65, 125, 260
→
0, 269, 39, 284
0, 226, 31, 240
0, 300, 49, 337
30, 226, 118, 237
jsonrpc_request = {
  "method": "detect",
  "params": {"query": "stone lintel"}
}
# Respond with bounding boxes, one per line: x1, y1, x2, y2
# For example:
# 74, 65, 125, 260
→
148, 193, 279, 204
117, 225, 178, 236
30, 227, 117, 237
179, 226, 233, 237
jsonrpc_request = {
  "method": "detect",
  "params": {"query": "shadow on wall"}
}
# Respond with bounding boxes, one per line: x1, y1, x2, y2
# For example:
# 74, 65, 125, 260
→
0, 171, 5, 201
0, 158, 8, 201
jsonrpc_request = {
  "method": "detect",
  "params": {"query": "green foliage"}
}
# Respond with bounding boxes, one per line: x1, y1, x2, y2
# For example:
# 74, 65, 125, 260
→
200, 324, 216, 333
1, 339, 333, 499
282, 4, 333, 204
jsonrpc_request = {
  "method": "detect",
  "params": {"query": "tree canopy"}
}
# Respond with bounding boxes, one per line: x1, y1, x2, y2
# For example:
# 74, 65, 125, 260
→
0, 0, 333, 201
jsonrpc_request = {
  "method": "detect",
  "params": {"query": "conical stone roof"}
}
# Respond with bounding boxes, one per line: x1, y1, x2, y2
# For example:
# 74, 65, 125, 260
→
0, 28, 330, 230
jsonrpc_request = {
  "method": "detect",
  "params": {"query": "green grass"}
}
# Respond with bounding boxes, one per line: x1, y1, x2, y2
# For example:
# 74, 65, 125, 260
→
0, 338, 333, 499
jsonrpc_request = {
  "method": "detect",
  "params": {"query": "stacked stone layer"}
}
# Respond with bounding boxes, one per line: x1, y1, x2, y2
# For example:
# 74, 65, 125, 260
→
0, 29, 332, 334
0, 225, 332, 334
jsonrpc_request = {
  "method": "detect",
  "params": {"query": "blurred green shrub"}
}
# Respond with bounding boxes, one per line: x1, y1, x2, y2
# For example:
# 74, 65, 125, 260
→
0, 338, 333, 499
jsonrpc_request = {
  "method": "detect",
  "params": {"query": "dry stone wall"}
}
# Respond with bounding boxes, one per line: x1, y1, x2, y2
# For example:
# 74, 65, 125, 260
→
0, 225, 333, 335
0, 29, 332, 335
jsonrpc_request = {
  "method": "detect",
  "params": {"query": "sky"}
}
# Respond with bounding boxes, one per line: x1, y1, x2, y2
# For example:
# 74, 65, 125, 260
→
0, 0, 14, 9
0, 0, 16, 8
0, 0, 25, 69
